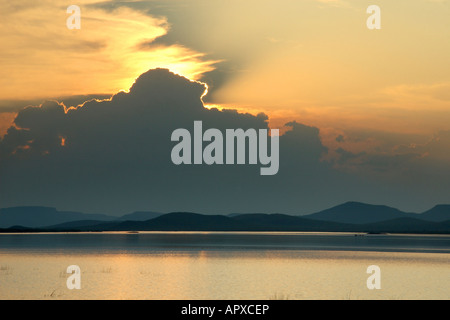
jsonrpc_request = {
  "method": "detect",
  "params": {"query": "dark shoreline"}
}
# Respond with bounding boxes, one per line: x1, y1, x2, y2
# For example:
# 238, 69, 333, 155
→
1, 229, 449, 235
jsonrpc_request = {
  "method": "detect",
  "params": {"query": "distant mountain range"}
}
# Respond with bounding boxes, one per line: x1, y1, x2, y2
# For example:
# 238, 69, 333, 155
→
1, 202, 449, 233
302, 202, 450, 224
303, 202, 416, 224
0, 206, 162, 228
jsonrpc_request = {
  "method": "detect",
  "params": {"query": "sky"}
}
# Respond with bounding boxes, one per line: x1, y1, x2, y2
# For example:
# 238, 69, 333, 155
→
0, 0, 449, 215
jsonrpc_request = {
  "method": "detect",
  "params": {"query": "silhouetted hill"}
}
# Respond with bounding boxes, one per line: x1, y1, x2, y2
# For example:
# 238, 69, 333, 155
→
303, 202, 417, 224
80, 213, 352, 232
227, 213, 246, 217
45, 212, 164, 229
0, 206, 114, 228
360, 218, 450, 234
111, 212, 247, 231
63, 212, 448, 234
45, 220, 120, 230
2, 211, 450, 233
420, 205, 450, 222
0, 225, 36, 232
232, 214, 352, 231
2, 203, 450, 234
117, 211, 163, 221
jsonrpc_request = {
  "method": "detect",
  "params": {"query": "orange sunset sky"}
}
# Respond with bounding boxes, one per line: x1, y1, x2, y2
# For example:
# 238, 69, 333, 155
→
1, 0, 449, 136
0, 0, 449, 214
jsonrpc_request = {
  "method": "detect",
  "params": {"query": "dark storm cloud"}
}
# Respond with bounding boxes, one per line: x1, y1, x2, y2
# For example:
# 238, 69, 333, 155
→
1, 69, 448, 215
0, 69, 330, 214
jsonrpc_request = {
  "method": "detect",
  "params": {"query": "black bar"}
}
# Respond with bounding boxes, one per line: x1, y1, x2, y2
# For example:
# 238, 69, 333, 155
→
0, 300, 438, 319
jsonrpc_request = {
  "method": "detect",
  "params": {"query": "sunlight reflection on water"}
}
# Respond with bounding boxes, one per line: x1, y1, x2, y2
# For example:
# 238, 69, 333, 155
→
0, 232, 448, 300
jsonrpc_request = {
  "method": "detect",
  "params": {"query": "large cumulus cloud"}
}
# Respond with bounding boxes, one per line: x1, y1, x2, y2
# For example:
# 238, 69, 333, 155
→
0, 69, 332, 214
0, 69, 448, 215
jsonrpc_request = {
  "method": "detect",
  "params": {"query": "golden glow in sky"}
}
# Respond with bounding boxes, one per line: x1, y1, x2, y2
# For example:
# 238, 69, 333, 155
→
0, 0, 449, 140
0, 1, 217, 100
1, 0, 449, 216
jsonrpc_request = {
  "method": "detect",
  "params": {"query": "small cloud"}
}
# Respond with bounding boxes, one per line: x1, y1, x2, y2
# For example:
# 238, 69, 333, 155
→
336, 134, 345, 143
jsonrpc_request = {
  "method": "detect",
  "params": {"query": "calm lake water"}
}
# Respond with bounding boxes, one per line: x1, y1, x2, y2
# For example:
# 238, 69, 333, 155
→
0, 232, 449, 300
